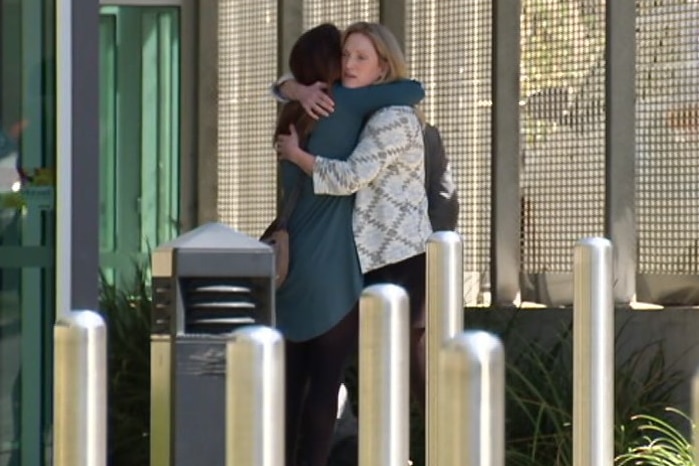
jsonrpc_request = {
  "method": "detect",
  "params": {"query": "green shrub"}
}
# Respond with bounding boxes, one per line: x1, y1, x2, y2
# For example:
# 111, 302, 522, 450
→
616, 408, 694, 466
99, 264, 152, 466
345, 311, 686, 466
503, 317, 684, 466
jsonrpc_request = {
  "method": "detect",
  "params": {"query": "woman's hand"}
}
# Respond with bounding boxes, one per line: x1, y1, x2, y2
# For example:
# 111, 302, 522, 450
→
280, 81, 335, 119
276, 125, 301, 162
276, 125, 316, 175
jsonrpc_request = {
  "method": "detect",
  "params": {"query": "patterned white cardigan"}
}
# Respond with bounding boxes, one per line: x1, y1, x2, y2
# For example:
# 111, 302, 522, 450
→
313, 106, 433, 273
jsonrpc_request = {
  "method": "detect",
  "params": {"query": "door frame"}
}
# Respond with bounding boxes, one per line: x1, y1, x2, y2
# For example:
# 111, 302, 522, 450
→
98, 0, 197, 234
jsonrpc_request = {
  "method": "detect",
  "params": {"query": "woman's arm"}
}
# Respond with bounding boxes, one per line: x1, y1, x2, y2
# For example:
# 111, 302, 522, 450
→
274, 78, 425, 120
337, 80, 425, 115
281, 139, 316, 176
272, 76, 334, 119
276, 107, 422, 191
310, 107, 420, 195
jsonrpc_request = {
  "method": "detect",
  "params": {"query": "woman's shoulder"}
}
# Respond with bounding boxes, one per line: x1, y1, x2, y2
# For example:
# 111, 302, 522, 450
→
367, 106, 420, 126
361, 107, 422, 145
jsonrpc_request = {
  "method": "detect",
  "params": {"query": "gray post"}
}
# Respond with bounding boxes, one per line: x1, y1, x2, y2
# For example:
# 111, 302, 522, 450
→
359, 284, 410, 466
438, 331, 505, 466
53, 310, 107, 466
226, 326, 285, 466
573, 237, 614, 466
492, 0, 522, 305
605, 0, 637, 303
426, 231, 464, 466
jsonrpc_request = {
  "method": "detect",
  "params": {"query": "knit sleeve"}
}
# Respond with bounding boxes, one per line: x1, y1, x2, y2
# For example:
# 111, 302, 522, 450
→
312, 107, 420, 195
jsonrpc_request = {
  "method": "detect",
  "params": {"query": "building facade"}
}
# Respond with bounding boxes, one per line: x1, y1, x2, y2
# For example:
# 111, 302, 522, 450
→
2, 0, 699, 464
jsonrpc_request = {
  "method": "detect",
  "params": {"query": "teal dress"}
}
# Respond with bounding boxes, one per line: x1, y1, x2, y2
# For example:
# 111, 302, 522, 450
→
275, 80, 425, 342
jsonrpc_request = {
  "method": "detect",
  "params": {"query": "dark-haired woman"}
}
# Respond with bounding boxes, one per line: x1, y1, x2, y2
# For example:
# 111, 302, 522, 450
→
272, 23, 424, 466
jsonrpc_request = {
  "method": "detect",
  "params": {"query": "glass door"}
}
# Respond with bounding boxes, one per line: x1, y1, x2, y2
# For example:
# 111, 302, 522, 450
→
0, 0, 56, 464
99, 5, 181, 284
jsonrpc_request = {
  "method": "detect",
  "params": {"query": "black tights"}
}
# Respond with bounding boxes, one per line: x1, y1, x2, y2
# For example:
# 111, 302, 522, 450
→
409, 327, 426, 414
286, 254, 428, 466
285, 307, 359, 466
364, 253, 427, 415
286, 318, 425, 466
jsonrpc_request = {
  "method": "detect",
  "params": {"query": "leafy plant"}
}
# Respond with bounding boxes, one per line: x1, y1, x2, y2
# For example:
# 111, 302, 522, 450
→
99, 262, 152, 466
505, 325, 574, 466
341, 311, 687, 466
616, 408, 694, 466
502, 315, 685, 466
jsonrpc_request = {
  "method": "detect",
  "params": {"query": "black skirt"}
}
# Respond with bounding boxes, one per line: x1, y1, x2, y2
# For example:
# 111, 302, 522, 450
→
363, 253, 427, 328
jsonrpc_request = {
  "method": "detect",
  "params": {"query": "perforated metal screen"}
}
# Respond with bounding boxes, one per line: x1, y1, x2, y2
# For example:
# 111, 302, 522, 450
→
406, 0, 492, 304
211, 0, 699, 304
302, 0, 378, 30
520, 1, 606, 274
636, 0, 699, 275
218, 0, 277, 236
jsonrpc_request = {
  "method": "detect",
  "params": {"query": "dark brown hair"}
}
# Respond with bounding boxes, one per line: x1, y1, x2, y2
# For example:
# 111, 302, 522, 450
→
274, 23, 342, 144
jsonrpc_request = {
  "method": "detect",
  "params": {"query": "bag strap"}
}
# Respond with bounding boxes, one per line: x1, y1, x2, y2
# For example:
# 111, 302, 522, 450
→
277, 174, 303, 228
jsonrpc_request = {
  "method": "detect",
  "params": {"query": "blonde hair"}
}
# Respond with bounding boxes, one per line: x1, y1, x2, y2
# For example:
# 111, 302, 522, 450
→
342, 22, 408, 83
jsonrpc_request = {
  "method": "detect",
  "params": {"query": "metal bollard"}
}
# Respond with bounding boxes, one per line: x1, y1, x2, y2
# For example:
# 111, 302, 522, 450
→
226, 325, 284, 466
359, 284, 410, 466
426, 231, 464, 466
438, 331, 505, 466
53, 310, 107, 466
693, 366, 699, 465
573, 237, 614, 466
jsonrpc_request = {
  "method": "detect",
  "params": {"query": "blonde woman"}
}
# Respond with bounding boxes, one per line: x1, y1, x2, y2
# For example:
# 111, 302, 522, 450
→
272, 22, 426, 466
277, 21, 432, 421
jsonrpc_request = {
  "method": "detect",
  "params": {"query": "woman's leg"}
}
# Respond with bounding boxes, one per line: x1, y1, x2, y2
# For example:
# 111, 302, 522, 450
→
364, 254, 427, 415
410, 326, 426, 415
404, 256, 427, 416
286, 339, 311, 466
296, 307, 359, 466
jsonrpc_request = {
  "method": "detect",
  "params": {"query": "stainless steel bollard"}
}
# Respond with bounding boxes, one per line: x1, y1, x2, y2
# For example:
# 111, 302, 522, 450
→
359, 284, 410, 466
426, 231, 464, 466
226, 325, 284, 466
693, 366, 699, 465
438, 331, 505, 466
573, 237, 614, 466
53, 310, 107, 466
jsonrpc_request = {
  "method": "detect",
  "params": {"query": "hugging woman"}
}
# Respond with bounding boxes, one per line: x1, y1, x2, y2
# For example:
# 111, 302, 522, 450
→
271, 23, 425, 466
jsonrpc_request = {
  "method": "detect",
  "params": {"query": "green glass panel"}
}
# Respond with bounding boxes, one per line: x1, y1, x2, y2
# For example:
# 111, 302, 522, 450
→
99, 14, 117, 254
1, 0, 56, 464
98, 6, 180, 284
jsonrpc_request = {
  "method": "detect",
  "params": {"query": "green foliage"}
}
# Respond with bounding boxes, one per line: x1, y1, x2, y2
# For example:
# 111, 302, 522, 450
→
99, 263, 152, 466
0, 192, 24, 209
616, 408, 695, 466
505, 326, 574, 466
343, 312, 686, 466
502, 317, 684, 466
